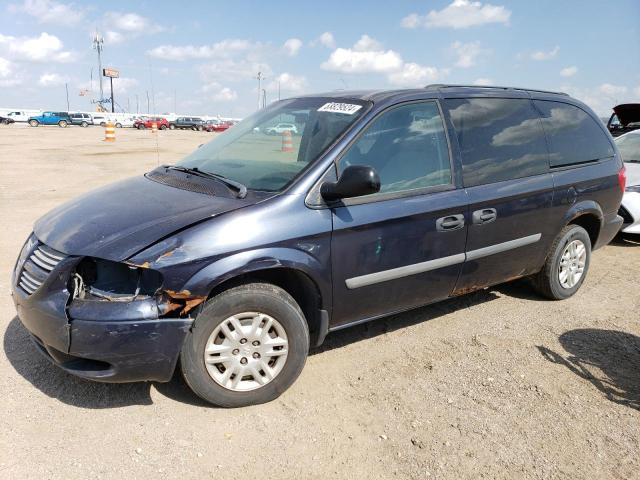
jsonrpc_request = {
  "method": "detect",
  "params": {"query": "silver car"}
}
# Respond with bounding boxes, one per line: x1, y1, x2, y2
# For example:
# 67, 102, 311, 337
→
616, 130, 640, 234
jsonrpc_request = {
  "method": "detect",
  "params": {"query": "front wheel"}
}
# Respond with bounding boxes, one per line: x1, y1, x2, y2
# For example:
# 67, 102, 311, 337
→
115, 123, 122, 128
160, 124, 167, 130
181, 283, 309, 407
80, 121, 88, 127
169, 124, 176, 130
532, 224, 591, 300
29, 120, 39, 127
137, 124, 145, 130
58, 120, 68, 127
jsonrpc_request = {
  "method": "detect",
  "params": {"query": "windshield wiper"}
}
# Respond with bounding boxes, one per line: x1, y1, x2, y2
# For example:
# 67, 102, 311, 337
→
163, 165, 248, 198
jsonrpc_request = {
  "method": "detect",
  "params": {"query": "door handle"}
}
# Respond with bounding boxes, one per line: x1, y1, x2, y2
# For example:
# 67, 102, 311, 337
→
436, 214, 465, 232
472, 208, 497, 225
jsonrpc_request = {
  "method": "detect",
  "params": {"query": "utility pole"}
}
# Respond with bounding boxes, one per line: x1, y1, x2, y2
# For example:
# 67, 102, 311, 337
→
174, 88, 177, 113
109, 76, 115, 113
92, 33, 104, 102
65, 83, 70, 111
146, 90, 150, 114
255, 71, 264, 110
127, 97, 130, 112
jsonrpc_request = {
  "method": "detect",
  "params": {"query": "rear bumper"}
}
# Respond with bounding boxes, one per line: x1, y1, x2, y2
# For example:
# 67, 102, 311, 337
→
595, 213, 624, 249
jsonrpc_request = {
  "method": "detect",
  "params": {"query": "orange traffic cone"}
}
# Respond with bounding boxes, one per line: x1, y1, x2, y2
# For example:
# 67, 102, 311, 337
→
104, 122, 115, 142
151, 122, 158, 134
281, 130, 293, 152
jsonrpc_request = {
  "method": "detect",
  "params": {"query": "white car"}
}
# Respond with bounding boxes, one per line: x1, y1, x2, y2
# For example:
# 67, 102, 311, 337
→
265, 123, 298, 135
616, 130, 640, 234
6, 111, 30, 122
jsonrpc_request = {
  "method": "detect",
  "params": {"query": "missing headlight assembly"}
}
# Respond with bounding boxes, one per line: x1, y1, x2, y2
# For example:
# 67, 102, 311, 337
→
69, 257, 206, 317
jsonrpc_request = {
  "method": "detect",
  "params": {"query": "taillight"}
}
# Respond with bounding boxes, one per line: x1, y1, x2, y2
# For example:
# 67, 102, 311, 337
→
618, 164, 627, 193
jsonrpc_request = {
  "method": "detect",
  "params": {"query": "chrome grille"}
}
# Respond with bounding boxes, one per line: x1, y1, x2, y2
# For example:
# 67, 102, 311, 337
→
17, 243, 66, 295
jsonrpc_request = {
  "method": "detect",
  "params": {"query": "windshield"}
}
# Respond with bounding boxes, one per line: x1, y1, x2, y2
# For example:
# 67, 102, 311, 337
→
616, 133, 640, 162
179, 97, 369, 191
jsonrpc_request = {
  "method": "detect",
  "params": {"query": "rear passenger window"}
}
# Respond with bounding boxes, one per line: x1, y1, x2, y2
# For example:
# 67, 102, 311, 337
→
444, 98, 549, 187
534, 100, 614, 167
337, 102, 451, 194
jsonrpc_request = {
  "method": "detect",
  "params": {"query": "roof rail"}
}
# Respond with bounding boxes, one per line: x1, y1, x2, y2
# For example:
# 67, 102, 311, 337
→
424, 84, 569, 96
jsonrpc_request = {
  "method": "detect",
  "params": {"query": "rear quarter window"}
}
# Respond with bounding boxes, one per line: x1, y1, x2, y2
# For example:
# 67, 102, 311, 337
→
534, 100, 614, 167
444, 98, 549, 187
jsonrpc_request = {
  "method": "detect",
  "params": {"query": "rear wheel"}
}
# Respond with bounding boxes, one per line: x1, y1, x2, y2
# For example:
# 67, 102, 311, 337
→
29, 120, 39, 127
532, 224, 591, 300
160, 124, 167, 130
137, 124, 145, 130
58, 120, 68, 127
169, 124, 176, 130
80, 121, 88, 127
181, 283, 309, 407
115, 123, 122, 128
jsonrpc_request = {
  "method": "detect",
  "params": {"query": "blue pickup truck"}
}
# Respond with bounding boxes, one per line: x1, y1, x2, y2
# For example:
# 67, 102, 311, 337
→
28, 111, 71, 127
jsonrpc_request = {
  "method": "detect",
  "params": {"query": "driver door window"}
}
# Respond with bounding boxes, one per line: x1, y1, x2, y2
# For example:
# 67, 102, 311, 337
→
337, 102, 452, 196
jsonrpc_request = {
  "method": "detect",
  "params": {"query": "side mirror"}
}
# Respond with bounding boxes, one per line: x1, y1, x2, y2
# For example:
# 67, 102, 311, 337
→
321, 165, 381, 201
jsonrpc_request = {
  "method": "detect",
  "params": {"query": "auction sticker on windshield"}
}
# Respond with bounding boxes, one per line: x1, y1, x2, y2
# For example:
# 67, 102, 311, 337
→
318, 102, 363, 115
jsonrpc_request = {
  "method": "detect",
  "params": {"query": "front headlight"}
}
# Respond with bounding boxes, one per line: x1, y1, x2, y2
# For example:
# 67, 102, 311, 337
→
14, 233, 37, 278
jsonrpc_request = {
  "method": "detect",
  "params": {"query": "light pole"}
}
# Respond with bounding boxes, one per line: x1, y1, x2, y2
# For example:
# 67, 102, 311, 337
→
255, 71, 264, 110
92, 33, 104, 103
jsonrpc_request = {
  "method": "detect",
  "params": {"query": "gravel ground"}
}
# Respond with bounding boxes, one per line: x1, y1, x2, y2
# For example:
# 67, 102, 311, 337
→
1, 124, 639, 480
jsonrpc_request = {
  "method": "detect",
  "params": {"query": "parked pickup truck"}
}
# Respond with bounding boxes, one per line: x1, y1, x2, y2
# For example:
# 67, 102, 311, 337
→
28, 112, 71, 127
169, 117, 204, 131
133, 117, 169, 130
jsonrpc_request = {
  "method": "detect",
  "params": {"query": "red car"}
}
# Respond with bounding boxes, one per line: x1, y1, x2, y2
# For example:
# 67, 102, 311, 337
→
204, 120, 233, 132
133, 117, 169, 130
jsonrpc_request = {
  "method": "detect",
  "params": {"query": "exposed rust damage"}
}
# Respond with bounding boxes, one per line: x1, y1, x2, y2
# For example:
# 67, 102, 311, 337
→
159, 289, 206, 317
126, 260, 151, 269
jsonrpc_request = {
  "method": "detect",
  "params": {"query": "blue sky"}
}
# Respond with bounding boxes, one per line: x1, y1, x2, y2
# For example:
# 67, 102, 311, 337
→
1, 0, 639, 117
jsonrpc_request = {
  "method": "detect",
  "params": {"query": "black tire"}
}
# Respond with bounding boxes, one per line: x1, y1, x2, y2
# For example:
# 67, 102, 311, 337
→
160, 124, 167, 130
80, 121, 88, 128
181, 283, 310, 408
137, 124, 145, 130
532, 224, 591, 300
29, 120, 39, 127
58, 120, 68, 127
169, 124, 176, 130
115, 123, 122, 128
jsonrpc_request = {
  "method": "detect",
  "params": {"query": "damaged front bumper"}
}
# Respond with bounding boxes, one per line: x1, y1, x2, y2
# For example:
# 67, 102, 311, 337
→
11, 237, 200, 383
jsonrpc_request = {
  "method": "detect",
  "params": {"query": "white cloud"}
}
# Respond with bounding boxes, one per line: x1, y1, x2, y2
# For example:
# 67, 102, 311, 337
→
635, 85, 640, 98
283, 38, 302, 57
38, 72, 68, 86
560, 66, 577, 77
599, 83, 627, 98
353, 34, 383, 52
388, 63, 447, 87
531, 46, 559, 61
560, 83, 639, 116
76, 76, 138, 97
0, 32, 75, 63
148, 39, 259, 61
104, 31, 125, 46
321, 35, 402, 73
317, 32, 336, 49
0, 57, 22, 86
267, 72, 308, 94
401, 0, 511, 29
474, 77, 493, 85
451, 41, 488, 68
10, 0, 84, 26
104, 12, 162, 34
212, 87, 238, 102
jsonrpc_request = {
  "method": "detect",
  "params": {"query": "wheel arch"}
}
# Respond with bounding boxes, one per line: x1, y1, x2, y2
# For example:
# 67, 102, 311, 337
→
181, 250, 332, 347
564, 201, 603, 249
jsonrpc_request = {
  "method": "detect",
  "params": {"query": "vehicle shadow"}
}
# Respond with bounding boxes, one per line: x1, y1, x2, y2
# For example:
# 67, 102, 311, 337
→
537, 329, 640, 410
3, 316, 208, 408
610, 233, 640, 247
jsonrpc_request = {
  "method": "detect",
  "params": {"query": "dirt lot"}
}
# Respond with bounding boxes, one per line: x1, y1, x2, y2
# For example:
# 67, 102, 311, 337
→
0, 123, 639, 480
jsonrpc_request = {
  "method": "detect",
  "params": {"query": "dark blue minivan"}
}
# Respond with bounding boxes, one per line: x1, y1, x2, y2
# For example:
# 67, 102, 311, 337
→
11, 85, 626, 407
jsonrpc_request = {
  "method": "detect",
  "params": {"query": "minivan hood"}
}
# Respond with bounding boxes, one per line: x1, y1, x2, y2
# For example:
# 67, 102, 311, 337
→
34, 175, 254, 261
